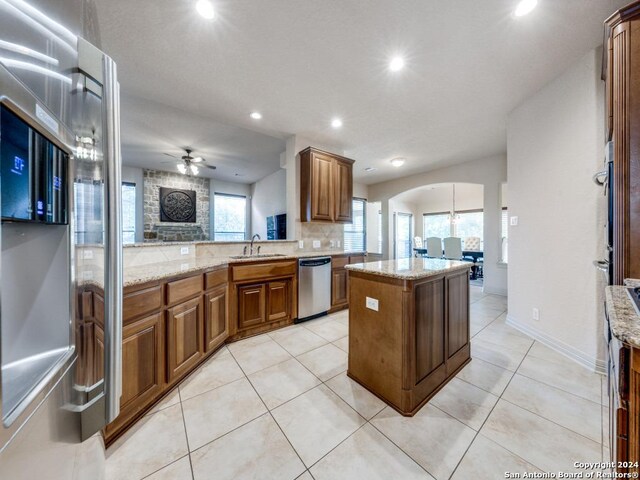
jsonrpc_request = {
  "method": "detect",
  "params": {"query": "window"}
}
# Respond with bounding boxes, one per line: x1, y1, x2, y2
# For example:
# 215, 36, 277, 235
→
456, 210, 484, 249
122, 182, 136, 244
501, 208, 508, 263
423, 212, 451, 240
344, 198, 366, 252
395, 212, 413, 259
214, 193, 247, 240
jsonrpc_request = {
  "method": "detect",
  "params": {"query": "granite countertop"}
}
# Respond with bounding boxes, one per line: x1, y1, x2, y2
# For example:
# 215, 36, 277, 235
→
605, 281, 640, 348
345, 258, 471, 281
122, 250, 367, 287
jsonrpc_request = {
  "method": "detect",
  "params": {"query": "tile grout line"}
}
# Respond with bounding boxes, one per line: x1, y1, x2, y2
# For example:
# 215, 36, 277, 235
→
176, 388, 196, 480
448, 338, 540, 479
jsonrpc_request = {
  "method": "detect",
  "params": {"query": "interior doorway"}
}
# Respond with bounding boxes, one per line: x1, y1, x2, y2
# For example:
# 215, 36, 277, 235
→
394, 212, 413, 259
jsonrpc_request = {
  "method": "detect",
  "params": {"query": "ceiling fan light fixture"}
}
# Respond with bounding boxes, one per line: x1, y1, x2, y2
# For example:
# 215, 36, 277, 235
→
177, 163, 187, 174
196, 0, 215, 19
190, 165, 199, 175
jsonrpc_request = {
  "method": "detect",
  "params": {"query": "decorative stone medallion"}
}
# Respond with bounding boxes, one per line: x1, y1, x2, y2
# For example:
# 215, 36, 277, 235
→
159, 187, 196, 223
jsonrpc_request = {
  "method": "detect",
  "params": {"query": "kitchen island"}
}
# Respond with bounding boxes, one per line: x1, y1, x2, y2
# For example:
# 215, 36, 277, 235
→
346, 258, 471, 416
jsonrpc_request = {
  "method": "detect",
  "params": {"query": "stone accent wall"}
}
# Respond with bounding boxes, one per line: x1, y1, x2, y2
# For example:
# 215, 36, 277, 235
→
143, 169, 210, 241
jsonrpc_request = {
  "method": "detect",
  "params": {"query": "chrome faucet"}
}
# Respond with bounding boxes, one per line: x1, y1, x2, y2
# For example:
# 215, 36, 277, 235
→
250, 234, 261, 256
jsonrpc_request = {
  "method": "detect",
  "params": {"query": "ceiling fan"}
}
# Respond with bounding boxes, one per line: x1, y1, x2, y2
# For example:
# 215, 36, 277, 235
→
163, 149, 217, 176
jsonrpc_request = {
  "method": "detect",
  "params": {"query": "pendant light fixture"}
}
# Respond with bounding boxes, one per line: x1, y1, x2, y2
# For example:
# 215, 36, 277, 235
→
449, 184, 461, 224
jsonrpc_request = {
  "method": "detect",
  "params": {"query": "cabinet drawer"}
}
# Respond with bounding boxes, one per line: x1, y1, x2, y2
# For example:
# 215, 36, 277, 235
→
206, 268, 228, 290
167, 275, 203, 305
232, 261, 296, 282
123, 285, 162, 322
332, 256, 349, 269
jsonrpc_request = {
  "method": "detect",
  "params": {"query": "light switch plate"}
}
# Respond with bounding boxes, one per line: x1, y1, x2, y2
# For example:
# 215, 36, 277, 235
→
313, 240, 321, 249
532, 307, 540, 321
510, 216, 519, 226
366, 297, 379, 311
181, 246, 189, 255
83, 250, 94, 260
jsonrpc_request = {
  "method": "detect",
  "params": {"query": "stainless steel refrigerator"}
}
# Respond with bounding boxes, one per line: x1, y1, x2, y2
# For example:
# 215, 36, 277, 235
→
0, 1, 122, 478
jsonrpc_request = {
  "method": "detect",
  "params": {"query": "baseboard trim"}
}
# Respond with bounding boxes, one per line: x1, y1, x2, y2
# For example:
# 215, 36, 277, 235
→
506, 314, 606, 375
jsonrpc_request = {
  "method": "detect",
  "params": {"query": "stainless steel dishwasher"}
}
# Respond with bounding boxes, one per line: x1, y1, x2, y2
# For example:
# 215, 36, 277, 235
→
297, 257, 332, 322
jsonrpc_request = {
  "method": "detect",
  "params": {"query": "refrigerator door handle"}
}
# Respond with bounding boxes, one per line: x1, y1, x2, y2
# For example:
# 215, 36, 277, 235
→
593, 170, 608, 187
102, 54, 123, 423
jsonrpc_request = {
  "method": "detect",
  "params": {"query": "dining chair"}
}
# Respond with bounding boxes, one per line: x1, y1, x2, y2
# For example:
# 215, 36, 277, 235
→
443, 237, 463, 260
426, 237, 443, 258
464, 237, 481, 251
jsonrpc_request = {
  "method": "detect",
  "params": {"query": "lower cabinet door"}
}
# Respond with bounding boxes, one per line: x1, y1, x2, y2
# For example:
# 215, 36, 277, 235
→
205, 285, 228, 352
167, 296, 204, 382
331, 269, 348, 308
447, 270, 470, 359
266, 280, 291, 322
414, 278, 446, 384
120, 312, 165, 412
238, 283, 266, 330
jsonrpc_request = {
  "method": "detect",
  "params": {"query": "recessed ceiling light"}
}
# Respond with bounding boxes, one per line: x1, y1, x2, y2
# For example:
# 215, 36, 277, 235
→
331, 118, 343, 129
514, 0, 537, 17
250, 112, 262, 120
391, 158, 406, 167
389, 56, 405, 72
196, 0, 215, 19
364, 167, 377, 172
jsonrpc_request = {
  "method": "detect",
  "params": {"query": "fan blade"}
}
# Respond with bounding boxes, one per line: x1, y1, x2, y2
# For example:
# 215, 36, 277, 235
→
204, 164, 217, 170
191, 156, 204, 163
163, 152, 178, 158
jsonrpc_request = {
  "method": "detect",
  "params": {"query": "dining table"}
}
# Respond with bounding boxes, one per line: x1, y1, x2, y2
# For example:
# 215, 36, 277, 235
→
413, 248, 483, 280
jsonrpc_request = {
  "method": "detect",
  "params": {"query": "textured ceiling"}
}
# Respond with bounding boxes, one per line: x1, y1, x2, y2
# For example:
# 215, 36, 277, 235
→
95, 0, 627, 185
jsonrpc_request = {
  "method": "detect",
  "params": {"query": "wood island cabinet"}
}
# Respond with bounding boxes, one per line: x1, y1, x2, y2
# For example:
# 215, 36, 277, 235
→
300, 147, 355, 224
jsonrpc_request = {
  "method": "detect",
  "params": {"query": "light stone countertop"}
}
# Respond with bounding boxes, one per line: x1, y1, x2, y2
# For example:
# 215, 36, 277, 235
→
624, 278, 640, 288
605, 283, 640, 349
122, 250, 366, 288
345, 258, 471, 281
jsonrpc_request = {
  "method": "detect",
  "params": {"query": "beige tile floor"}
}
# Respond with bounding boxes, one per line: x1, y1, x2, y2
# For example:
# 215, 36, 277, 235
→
106, 286, 609, 480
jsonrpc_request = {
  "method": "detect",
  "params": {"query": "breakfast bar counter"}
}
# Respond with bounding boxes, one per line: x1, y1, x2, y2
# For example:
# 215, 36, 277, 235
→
346, 258, 472, 416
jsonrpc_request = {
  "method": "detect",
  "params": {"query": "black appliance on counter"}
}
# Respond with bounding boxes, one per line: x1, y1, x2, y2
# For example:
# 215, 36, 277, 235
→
267, 213, 286, 240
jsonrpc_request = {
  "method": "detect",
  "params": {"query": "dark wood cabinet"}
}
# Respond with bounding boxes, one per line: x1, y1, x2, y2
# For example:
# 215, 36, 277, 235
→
330, 254, 366, 312
167, 296, 204, 382
605, 5, 640, 283
204, 285, 228, 353
331, 269, 348, 309
267, 280, 291, 322
348, 267, 470, 416
238, 284, 266, 330
229, 260, 297, 341
300, 147, 355, 223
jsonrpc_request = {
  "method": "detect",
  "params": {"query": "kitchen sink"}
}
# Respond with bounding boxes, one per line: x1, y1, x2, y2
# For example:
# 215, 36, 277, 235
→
229, 253, 287, 259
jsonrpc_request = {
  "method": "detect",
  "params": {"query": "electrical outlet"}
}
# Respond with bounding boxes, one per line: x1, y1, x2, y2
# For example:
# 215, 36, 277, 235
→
83, 250, 94, 260
366, 297, 379, 311
330, 240, 335, 248
313, 240, 321, 249
298, 240, 304, 249
181, 263, 190, 271
337, 240, 341, 248
510, 216, 519, 226
532, 307, 540, 321
181, 246, 189, 255
83, 271, 93, 280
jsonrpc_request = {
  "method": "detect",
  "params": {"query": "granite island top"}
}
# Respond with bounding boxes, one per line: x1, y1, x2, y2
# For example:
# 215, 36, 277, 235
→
606, 279, 640, 349
345, 258, 471, 281
122, 250, 366, 288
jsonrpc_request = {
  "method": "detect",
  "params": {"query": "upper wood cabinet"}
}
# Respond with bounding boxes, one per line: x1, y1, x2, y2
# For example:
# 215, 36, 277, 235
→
300, 147, 355, 223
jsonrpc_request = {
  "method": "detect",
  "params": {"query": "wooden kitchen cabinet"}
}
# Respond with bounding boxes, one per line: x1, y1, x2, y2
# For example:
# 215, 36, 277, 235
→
238, 284, 266, 330
330, 254, 366, 312
167, 296, 204, 383
300, 147, 355, 223
229, 260, 297, 341
204, 285, 228, 353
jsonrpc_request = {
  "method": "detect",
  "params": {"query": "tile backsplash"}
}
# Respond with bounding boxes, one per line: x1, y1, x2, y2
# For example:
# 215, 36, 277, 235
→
297, 222, 344, 251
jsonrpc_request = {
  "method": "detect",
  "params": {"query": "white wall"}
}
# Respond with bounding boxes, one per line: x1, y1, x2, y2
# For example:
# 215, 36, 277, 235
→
353, 182, 368, 199
209, 180, 252, 240
121, 166, 144, 243
368, 154, 507, 295
250, 169, 287, 239
507, 47, 606, 371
